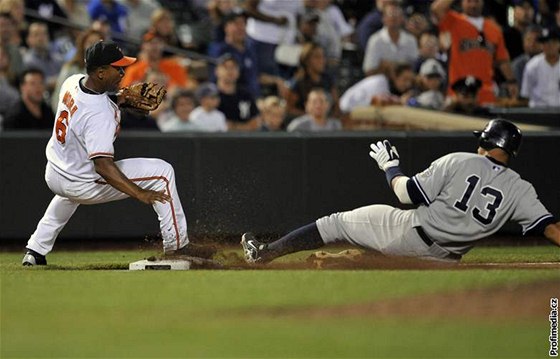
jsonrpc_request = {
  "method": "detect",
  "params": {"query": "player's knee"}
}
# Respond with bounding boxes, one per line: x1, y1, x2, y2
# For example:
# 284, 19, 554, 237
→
155, 159, 174, 176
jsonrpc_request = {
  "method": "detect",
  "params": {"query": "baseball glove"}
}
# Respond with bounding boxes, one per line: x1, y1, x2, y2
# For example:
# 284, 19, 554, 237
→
118, 82, 166, 113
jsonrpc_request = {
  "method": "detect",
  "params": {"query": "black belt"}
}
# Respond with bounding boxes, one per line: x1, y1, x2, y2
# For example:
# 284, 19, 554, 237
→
414, 226, 462, 261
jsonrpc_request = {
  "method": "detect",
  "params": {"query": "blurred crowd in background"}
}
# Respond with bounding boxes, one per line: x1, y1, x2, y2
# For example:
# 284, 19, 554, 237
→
0, 0, 559, 133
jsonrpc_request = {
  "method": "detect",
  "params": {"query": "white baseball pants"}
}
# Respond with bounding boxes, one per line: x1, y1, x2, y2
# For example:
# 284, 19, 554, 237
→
26, 158, 188, 255
316, 205, 459, 262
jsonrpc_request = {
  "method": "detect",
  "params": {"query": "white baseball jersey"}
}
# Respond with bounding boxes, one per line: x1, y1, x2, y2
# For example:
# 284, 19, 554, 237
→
46, 74, 120, 182
27, 74, 189, 256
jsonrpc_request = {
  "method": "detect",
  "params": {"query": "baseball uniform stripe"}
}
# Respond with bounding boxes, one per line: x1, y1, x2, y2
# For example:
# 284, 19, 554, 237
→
96, 175, 181, 249
88, 152, 114, 159
523, 214, 555, 235
412, 176, 431, 205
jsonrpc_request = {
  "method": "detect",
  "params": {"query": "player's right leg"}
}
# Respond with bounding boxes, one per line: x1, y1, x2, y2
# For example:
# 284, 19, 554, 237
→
23, 195, 80, 265
316, 204, 414, 253
76, 158, 201, 255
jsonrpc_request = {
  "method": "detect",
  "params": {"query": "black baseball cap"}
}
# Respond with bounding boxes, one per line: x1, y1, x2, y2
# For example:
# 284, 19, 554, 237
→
222, 8, 246, 25
85, 40, 136, 69
537, 28, 560, 42
452, 75, 482, 95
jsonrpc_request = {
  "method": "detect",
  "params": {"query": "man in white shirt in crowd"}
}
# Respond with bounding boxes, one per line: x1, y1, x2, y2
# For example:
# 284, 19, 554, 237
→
339, 63, 416, 113
521, 28, 560, 107
362, 1, 418, 76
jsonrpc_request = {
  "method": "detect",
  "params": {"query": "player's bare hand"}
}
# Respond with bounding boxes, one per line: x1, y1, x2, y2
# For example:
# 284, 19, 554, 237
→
369, 140, 400, 171
137, 189, 171, 204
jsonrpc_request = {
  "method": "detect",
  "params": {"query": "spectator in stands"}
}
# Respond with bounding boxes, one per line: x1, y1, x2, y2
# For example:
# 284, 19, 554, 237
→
51, 29, 104, 109
117, 0, 160, 37
187, 82, 228, 132
340, 62, 415, 113
258, 95, 286, 131
22, 22, 64, 93
414, 31, 443, 73
244, 0, 303, 77
215, 54, 260, 130
0, 0, 25, 45
0, 45, 19, 128
520, 28, 560, 108
87, 0, 128, 35
405, 12, 430, 40
285, 42, 339, 118
158, 90, 196, 132
57, 0, 91, 27
511, 26, 542, 85
431, 0, 518, 105
414, 58, 446, 109
362, 2, 418, 76
3, 68, 54, 130
316, 0, 354, 43
208, 0, 241, 44
121, 31, 189, 91
91, 18, 112, 40
355, 0, 393, 50
208, 9, 260, 98
503, 0, 535, 61
303, 1, 342, 67
443, 75, 490, 117
0, 13, 24, 75
25, 0, 68, 35
287, 88, 342, 132
148, 8, 188, 55
274, 11, 320, 78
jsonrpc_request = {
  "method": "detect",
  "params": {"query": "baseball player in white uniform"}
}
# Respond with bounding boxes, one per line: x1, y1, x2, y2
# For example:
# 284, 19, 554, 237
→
22, 41, 212, 266
242, 119, 560, 263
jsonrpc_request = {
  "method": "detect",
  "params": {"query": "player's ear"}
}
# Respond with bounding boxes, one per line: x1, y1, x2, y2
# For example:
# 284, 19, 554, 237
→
97, 67, 105, 80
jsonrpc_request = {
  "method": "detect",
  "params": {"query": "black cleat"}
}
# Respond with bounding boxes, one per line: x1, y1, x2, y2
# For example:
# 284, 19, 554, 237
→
22, 249, 47, 266
240, 232, 269, 263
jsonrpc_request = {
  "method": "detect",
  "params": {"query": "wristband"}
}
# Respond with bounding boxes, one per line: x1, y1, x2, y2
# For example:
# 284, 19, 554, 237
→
385, 166, 404, 186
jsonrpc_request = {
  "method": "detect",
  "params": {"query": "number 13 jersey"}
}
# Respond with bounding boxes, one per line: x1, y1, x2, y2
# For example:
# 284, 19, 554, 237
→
410, 152, 555, 252
46, 74, 121, 182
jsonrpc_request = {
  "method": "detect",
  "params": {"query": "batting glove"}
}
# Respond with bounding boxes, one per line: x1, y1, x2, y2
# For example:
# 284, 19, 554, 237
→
369, 140, 400, 171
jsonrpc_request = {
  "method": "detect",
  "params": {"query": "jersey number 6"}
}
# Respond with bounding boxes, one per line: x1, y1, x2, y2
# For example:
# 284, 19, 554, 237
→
454, 175, 504, 225
56, 110, 69, 144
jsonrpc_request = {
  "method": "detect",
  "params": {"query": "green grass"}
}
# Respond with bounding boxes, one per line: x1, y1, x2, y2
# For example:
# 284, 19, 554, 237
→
1, 247, 559, 358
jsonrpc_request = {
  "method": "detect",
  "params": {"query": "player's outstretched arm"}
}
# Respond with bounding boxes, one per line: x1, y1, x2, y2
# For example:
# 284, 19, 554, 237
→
93, 157, 171, 205
369, 140, 412, 204
544, 222, 560, 247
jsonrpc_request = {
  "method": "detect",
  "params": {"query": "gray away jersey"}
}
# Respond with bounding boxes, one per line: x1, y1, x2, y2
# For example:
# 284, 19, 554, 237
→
410, 152, 554, 252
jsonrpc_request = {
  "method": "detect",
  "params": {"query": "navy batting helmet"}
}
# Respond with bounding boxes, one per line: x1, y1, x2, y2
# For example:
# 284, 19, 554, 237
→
473, 119, 522, 157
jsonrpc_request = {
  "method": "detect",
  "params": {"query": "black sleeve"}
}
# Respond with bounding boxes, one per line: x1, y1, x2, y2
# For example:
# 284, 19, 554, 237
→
524, 215, 557, 236
406, 178, 429, 206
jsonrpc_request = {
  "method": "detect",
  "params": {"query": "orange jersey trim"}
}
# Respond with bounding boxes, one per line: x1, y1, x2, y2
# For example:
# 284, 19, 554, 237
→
95, 175, 180, 249
88, 152, 114, 159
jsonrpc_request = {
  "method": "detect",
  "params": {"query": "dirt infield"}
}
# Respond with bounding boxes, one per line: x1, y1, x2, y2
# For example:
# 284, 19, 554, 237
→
217, 249, 560, 270
238, 280, 559, 321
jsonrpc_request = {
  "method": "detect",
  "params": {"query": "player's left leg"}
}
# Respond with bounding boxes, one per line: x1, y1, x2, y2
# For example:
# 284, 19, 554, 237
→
242, 204, 413, 263
242, 223, 324, 263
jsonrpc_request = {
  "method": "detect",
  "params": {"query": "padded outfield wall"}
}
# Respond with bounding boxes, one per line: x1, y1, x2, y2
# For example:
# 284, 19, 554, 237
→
1, 131, 559, 240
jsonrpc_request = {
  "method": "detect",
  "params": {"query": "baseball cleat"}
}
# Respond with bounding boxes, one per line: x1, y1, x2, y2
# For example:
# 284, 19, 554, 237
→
164, 243, 217, 259
22, 249, 47, 266
241, 233, 267, 263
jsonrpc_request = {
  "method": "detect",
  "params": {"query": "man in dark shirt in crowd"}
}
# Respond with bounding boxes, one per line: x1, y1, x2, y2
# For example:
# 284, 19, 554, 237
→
3, 68, 54, 130
215, 54, 260, 131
